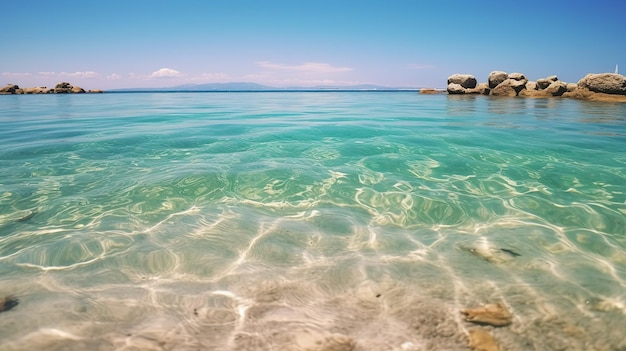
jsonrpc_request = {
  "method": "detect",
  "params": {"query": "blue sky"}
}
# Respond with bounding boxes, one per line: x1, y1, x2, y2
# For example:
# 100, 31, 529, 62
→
1, 0, 624, 90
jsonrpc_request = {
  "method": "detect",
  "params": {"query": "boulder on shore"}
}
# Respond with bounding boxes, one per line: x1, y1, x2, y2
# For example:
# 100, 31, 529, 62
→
488, 71, 508, 89
0, 84, 20, 94
577, 73, 626, 95
545, 81, 568, 96
55, 82, 73, 93
447, 74, 477, 89
537, 75, 559, 90
465, 82, 490, 95
491, 78, 525, 96
23, 87, 52, 94
447, 83, 467, 94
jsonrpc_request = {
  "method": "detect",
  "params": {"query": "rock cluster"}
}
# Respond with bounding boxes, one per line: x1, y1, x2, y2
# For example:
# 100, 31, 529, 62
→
0, 82, 103, 94
447, 72, 626, 102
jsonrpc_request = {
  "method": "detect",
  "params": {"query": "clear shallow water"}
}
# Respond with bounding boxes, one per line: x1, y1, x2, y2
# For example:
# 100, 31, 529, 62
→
1, 92, 625, 350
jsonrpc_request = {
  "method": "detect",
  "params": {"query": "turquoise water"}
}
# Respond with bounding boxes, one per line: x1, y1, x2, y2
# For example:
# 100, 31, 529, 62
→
1, 92, 625, 350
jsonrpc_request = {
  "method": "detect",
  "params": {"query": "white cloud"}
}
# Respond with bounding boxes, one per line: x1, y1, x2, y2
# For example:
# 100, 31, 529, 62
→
150, 68, 183, 78
407, 64, 435, 70
2, 72, 32, 77
256, 61, 353, 73
64, 71, 100, 78
34, 71, 101, 78
107, 73, 122, 80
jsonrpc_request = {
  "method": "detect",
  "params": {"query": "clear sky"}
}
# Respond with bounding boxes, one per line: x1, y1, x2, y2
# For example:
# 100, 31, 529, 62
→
1, 0, 624, 90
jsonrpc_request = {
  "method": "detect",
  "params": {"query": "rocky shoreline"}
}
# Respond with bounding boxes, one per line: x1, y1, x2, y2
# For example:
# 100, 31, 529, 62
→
441, 71, 626, 102
0, 82, 103, 94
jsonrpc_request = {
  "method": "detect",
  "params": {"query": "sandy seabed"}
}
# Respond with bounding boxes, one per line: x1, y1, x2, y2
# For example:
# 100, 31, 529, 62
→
3, 255, 626, 351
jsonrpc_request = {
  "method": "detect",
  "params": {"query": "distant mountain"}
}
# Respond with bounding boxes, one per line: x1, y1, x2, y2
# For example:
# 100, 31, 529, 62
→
173, 82, 275, 91
111, 82, 273, 92
110, 82, 421, 92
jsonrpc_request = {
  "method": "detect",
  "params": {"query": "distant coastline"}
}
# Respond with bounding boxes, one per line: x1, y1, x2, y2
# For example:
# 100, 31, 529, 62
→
1, 81, 428, 95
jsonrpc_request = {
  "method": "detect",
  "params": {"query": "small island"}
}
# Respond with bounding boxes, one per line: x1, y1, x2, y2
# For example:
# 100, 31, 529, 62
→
441, 71, 626, 102
0, 82, 104, 94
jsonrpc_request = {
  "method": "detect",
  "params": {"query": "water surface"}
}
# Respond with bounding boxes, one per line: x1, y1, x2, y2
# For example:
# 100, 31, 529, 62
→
1, 92, 625, 350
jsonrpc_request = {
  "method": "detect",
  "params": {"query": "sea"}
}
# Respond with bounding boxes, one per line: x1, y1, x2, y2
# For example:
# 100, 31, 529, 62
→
0, 92, 625, 351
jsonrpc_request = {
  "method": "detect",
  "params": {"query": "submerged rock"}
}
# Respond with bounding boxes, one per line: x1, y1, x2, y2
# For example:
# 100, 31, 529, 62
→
418, 88, 446, 94
459, 243, 520, 264
461, 303, 512, 327
585, 297, 624, 313
0, 209, 35, 225
0, 295, 19, 313
15, 210, 35, 222
467, 329, 502, 351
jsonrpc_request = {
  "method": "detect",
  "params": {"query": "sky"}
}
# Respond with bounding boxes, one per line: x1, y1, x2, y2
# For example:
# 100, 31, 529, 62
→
1, 0, 625, 90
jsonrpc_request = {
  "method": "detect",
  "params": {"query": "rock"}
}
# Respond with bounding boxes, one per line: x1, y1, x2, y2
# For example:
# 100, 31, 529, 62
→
563, 88, 626, 102
525, 81, 537, 90
71, 86, 86, 93
545, 81, 568, 96
508, 72, 527, 83
0, 84, 20, 94
14, 210, 35, 222
54, 82, 73, 94
491, 78, 525, 96
23, 87, 52, 94
459, 243, 519, 263
461, 303, 513, 327
88, 89, 104, 93
465, 82, 490, 95
519, 88, 551, 98
566, 83, 577, 92
467, 329, 502, 351
0, 295, 19, 313
577, 73, 626, 95
447, 83, 467, 94
448, 74, 477, 89
537, 75, 560, 90
488, 71, 508, 89
536, 78, 552, 90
